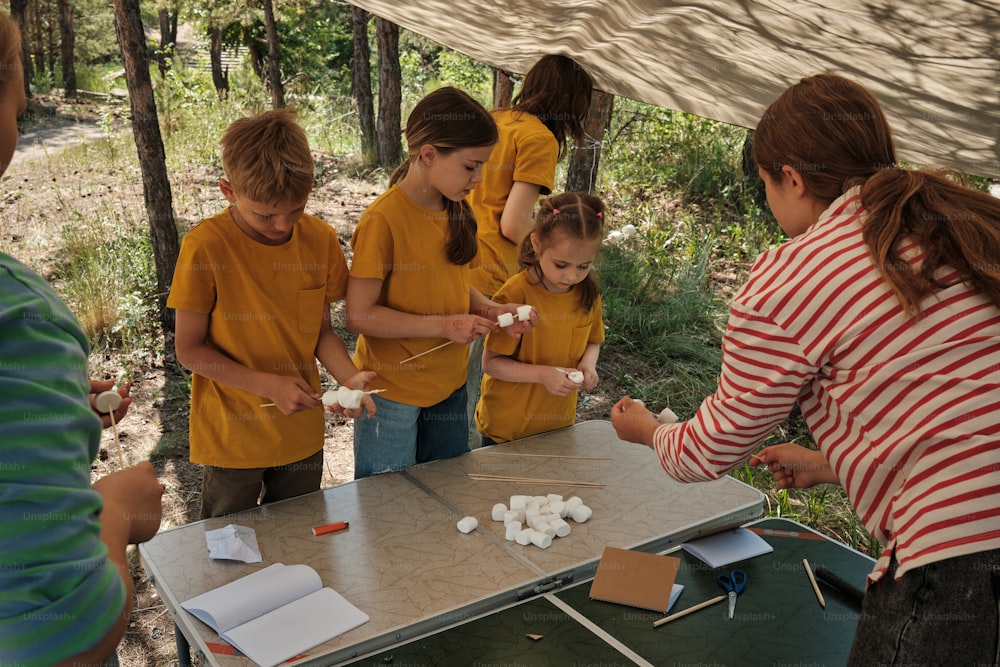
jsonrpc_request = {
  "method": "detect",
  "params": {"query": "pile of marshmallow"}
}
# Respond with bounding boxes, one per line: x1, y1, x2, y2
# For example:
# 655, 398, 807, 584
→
456, 493, 593, 549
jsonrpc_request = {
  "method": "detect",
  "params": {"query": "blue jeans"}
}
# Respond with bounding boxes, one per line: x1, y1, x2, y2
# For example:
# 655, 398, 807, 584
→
353, 387, 470, 478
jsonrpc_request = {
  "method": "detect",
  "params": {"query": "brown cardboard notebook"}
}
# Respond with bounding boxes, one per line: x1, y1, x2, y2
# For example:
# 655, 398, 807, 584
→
589, 546, 681, 613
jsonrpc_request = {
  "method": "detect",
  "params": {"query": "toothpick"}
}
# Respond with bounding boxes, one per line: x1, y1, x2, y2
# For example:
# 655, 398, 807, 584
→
399, 341, 453, 364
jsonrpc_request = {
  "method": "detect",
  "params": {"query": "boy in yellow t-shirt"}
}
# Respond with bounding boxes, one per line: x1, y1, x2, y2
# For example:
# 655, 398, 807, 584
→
168, 109, 374, 518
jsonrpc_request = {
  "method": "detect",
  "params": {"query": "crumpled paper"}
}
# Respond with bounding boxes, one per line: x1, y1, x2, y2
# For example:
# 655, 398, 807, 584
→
204, 524, 262, 563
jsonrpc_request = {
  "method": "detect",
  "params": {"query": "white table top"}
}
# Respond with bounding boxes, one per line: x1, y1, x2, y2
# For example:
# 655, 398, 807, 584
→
139, 421, 764, 666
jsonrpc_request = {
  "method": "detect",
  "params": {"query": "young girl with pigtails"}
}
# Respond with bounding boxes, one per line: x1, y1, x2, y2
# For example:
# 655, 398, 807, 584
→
475, 192, 606, 445
345, 86, 530, 478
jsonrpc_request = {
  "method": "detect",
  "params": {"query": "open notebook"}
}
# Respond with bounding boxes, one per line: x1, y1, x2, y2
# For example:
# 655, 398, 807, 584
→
181, 563, 368, 667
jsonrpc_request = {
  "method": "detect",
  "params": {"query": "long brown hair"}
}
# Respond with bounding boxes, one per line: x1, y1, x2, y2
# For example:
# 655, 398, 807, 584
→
518, 191, 605, 312
511, 55, 593, 157
391, 86, 498, 265
755, 73, 1000, 318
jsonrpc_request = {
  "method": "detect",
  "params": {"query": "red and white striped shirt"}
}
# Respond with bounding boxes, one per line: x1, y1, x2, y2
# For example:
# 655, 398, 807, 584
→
654, 187, 1000, 581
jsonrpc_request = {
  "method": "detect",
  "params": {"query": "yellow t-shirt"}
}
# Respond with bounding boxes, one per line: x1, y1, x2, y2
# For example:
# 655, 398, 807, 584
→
350, 185, 472, 407
475, 270, 605, 443
469, 109, 558, 297
167, 209, 348, 468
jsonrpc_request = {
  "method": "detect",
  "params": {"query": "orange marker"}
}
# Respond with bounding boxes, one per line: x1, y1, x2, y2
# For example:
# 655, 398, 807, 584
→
312, 521, 349, 536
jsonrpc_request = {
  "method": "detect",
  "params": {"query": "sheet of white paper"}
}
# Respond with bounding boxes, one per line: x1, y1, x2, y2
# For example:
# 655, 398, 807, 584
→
668, 583, 683, 612
222, 587, 370, 667
181, 563, 322, 633
205, 524, 262, 563
682, 527, 774, 568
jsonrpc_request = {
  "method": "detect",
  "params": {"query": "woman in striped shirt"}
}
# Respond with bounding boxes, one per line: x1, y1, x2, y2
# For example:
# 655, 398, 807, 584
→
612, 73, 1000, 665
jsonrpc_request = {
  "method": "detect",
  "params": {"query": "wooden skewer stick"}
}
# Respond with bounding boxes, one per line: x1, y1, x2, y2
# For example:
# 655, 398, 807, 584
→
107, 408, 126, 469
467, 474, 606, 487
399, 341, 453, 364
484, 452, 613, 461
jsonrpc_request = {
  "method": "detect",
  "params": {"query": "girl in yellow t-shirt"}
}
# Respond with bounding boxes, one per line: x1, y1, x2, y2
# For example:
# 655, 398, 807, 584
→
475, 192, 606, 445
346, 87, 531, 478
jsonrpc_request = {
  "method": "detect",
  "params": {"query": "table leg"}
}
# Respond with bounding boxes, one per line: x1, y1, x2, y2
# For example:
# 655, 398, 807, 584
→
175, 623, 192, 667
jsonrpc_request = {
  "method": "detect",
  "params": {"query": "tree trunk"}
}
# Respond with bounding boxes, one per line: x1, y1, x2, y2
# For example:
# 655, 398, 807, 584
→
45, 0, 56, 74
30, 0, 44, 74
10, 0, 33, 97
155, 9, 172, 77
112, 0, 180, 336
492, 68, 513, 109
57, 0, 75, 96
565, 89, 614, 194
375, 17, 401, 169
350, 7, 376, 167
209, 26, 229, 99
261, 0, 284, 108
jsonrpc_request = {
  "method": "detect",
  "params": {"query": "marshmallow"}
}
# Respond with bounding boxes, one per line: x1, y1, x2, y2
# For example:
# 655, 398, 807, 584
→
567, 371, 584, 384
505, 522, 521, 541
566, 496, 584, 509
94, 390, 122, 414
493, 504, 509, 521
515, 528, 533, 546
337, 386, 364, 410
321, 390, 338, 407
546, 494, 563, 505
457, 516, 478, 533
549, 500, 568, 518
497, 312, 515, 327
658, 407, 679, 424
551, 518, 571, 537
525, 510, 541, 529
510, 495, 528, 511
516, 305, 532, 321
530, 530, 553, 549
569, 505, 592, 523
538, 522, 557, 538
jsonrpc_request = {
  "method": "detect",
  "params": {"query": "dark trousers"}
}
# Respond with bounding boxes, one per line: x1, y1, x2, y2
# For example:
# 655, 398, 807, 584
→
849, 548, 1000, 666
199, 449, 324, 519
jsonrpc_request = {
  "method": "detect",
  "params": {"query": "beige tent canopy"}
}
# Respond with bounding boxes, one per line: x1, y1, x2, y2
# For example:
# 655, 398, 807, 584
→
349, 0, 999, 178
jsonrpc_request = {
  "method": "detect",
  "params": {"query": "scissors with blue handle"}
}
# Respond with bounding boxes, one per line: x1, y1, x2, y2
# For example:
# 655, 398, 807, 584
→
716, 569, 747, 619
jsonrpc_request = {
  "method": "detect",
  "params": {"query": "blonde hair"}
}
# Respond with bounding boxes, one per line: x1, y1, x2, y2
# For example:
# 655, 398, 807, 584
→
0, 12, 22, 96
220, 108, 314, 206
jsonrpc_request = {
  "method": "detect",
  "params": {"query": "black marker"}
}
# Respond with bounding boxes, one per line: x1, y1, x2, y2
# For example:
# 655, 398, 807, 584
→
815, 566, 865, 604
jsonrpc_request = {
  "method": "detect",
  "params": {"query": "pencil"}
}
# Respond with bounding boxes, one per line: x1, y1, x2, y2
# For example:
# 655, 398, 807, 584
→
653, 594, 726, 627
802, 558, 826, 607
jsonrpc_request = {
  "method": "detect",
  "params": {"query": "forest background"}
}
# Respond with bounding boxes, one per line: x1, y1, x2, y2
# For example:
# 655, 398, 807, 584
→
6, 0, 995, 663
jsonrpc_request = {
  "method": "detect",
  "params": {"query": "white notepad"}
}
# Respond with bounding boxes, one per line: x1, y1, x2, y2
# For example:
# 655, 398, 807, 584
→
682, 527, 774, 568
181, 563, 368, 667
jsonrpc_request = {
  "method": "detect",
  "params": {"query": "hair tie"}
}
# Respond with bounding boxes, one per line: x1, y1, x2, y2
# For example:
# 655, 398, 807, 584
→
552, 208, 560, 216
596, 212, 603, 218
